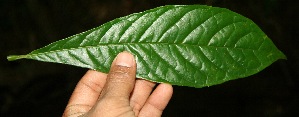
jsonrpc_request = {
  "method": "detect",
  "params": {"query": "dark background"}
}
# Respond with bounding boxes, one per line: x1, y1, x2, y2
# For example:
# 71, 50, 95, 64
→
1, 0, 298, 116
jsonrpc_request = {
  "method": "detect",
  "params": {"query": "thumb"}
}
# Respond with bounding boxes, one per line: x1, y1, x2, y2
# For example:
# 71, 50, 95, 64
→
100, 51, 136, 99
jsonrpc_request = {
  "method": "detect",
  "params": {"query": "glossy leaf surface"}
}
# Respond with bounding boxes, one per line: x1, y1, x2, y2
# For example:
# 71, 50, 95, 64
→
7, 5, 286, 88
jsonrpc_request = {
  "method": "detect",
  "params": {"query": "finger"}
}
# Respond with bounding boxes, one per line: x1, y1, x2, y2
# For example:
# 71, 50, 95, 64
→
99, 51, 136, 99
63, 70, 107, 117
130, 79, 156, 116
138, 83, 173, 117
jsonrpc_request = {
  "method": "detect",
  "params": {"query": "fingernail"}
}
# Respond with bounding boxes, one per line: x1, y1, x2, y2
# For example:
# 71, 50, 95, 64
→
115, 52, 134, 67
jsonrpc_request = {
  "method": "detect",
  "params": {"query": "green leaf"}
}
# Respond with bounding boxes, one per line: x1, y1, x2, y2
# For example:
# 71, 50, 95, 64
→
7, 5, 286, 88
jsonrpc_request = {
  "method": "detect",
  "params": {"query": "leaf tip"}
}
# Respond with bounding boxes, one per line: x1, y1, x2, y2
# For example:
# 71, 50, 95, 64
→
7, 55, 27, 61
279, 51, 287, 60
282, 54, 287, 60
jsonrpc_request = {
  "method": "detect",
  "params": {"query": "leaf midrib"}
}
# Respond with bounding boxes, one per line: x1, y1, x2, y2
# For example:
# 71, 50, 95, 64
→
27, 42, 261, 58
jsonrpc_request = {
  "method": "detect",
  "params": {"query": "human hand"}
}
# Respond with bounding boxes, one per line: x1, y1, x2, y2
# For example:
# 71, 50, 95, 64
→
63, 52, 173, 117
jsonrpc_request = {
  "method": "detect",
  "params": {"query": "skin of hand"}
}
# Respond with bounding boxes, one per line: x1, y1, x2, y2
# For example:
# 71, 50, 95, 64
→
63, 52, 173, 117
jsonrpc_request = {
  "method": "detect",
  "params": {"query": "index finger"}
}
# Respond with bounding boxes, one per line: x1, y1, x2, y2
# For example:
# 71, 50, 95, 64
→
63, 70, 107, 117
